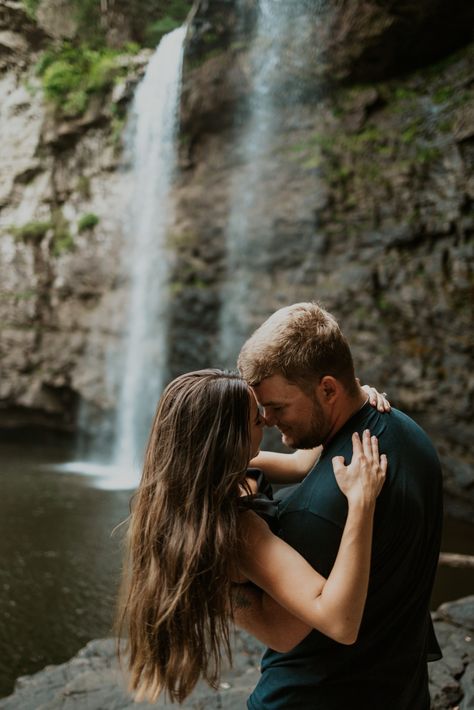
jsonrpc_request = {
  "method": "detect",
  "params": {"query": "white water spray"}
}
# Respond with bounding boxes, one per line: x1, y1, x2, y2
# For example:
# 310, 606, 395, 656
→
219, 0, 326, 366
64, 28, 186, 490
112, 27, 186, 487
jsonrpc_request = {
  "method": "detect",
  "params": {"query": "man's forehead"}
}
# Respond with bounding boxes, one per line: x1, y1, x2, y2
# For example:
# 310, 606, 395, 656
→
252, 376, 303, 405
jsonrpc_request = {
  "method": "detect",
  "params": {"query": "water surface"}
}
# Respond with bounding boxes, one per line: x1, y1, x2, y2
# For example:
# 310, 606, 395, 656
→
0, 438, 472, 698
0, 438, 130, 697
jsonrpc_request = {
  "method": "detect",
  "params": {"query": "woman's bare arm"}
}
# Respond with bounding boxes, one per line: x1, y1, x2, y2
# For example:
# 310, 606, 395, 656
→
236, 431, 387, 648
249, 447, 321, 483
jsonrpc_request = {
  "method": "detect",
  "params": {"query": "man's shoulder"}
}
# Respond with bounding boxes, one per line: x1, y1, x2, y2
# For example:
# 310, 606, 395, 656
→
379, 407, 437, 453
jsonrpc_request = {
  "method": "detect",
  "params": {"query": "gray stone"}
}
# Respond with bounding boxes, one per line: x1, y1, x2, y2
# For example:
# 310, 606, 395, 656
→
2, 597, 474, 709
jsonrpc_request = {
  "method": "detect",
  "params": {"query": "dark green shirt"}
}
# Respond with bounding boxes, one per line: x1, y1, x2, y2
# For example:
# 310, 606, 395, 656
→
248, 403, 443, 710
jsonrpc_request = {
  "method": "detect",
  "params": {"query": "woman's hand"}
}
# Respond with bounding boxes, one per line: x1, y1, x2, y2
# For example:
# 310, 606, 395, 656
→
332, 430, 387, 508
359, 381, 391, 412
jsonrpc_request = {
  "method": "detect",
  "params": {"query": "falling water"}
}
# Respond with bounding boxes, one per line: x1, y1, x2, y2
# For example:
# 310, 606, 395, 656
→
112, 27, 186, 486
219, 0, 327, 366
60, 28, 186, 489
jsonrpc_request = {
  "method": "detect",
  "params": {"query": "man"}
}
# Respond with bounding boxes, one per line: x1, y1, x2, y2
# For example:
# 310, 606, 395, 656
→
236, 302, 442, 710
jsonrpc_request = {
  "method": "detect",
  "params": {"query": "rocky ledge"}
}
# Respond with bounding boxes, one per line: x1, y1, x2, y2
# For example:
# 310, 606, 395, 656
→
1, 597, 472, 709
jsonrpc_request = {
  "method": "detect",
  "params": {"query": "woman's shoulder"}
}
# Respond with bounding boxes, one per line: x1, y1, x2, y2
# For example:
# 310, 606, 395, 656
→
238, 510, 274, 554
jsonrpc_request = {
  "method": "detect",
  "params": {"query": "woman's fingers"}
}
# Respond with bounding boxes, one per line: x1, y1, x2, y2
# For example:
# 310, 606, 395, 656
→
379, 392, 391, 412
352, 431, 362, 456
331, 456, 346, 477
371, 434, 379, 461
361, 384, 391, 412
362, 429, 373, 461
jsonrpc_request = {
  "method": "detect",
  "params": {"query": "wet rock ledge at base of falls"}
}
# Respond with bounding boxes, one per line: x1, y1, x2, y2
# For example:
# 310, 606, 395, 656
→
0, 597, 473, 709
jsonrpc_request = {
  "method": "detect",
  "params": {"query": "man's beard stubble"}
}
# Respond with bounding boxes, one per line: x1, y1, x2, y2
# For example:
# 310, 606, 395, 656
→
283, 396, 329, 450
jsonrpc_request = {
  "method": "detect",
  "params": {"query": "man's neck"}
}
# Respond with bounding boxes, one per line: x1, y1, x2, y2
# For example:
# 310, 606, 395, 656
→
322, 387, 368, 447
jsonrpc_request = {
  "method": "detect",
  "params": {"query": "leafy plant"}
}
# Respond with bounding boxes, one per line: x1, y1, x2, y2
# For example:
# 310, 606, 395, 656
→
36, 44, 125, 118
78, 213, 100, 232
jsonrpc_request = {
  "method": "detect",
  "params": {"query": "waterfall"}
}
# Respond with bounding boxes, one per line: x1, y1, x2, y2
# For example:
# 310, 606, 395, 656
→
112, 27, 186, 485
219, 0, 327, 367
61, 28, 186, 490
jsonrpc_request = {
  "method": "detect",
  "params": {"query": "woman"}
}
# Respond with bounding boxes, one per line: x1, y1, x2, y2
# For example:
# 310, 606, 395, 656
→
117, 369, 387, 703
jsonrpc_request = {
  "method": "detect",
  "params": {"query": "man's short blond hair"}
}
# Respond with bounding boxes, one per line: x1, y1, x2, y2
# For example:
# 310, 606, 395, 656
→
237, 302, 357, 395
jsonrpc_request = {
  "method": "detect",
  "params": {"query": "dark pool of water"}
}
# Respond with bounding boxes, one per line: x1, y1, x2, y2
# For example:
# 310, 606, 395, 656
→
0, 438, 473, 698
0, 438, 130, 698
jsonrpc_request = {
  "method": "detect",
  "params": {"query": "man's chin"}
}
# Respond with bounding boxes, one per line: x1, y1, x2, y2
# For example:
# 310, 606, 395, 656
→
281, 431, 321, 449
281, 433, 296, 449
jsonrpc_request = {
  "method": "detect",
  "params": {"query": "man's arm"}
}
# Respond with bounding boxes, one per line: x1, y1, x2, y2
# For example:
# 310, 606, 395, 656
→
232, 583, 312, 653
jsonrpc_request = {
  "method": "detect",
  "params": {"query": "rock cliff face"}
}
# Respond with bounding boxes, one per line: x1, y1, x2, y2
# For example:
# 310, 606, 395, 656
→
0, 0, 153, 430
0, 0, 473, 516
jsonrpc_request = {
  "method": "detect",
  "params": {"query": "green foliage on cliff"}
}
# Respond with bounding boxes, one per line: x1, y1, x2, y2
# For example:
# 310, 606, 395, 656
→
10, 214, 75, 256
22, 0, 40, 19
51, 210, 73, 257
78, 213, 100, 232
36, 44, 125, 118
145, 0, 190, 46
11, 220, 52, 244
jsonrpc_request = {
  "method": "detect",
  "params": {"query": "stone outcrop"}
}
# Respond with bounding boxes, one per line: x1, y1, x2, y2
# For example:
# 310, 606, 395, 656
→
1, 597, 473, 709
0, 0, 152, 430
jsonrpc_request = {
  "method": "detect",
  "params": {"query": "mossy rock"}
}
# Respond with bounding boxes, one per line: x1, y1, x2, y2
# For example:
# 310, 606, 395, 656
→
11, 221, 52, 244
77, 213, 100, 232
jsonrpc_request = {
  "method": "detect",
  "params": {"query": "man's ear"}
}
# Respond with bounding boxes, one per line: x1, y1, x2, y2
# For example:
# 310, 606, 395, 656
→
318, 376, 339, 403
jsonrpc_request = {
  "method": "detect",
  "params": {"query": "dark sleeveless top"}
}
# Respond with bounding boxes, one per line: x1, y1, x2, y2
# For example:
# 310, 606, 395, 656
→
238, 468, 280, 531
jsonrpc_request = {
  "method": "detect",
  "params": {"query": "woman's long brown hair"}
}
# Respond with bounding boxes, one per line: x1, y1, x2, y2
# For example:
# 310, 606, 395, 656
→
116, 369, 252, 703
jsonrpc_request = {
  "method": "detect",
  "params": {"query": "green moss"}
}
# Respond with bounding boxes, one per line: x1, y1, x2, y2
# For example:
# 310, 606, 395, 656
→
110, 113, 127, 152
145, 0, 191, 45
433, 86, 455, 104
451, 90, 473, 108
376, 295, 391, 311
77, 175, 91, 199
167, 231, 196, 248
145, 3, 189, 46
0, 289, 37, 301
302, 155, 322, 170
393, 87, 418, 101
437, 119, 452, 133
170, 280, 184, 295
415, 145, 441, 163
400, 120, 423, 143
51, 210, 73, 257
36, 44, 126, 118
77, 213, 99, 232
73, 0, 104, 48
22, 0, 40, 19
11, 220, 52, 243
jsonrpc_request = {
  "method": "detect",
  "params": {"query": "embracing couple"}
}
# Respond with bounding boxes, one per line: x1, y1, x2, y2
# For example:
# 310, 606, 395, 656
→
118, 302, 443, 709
